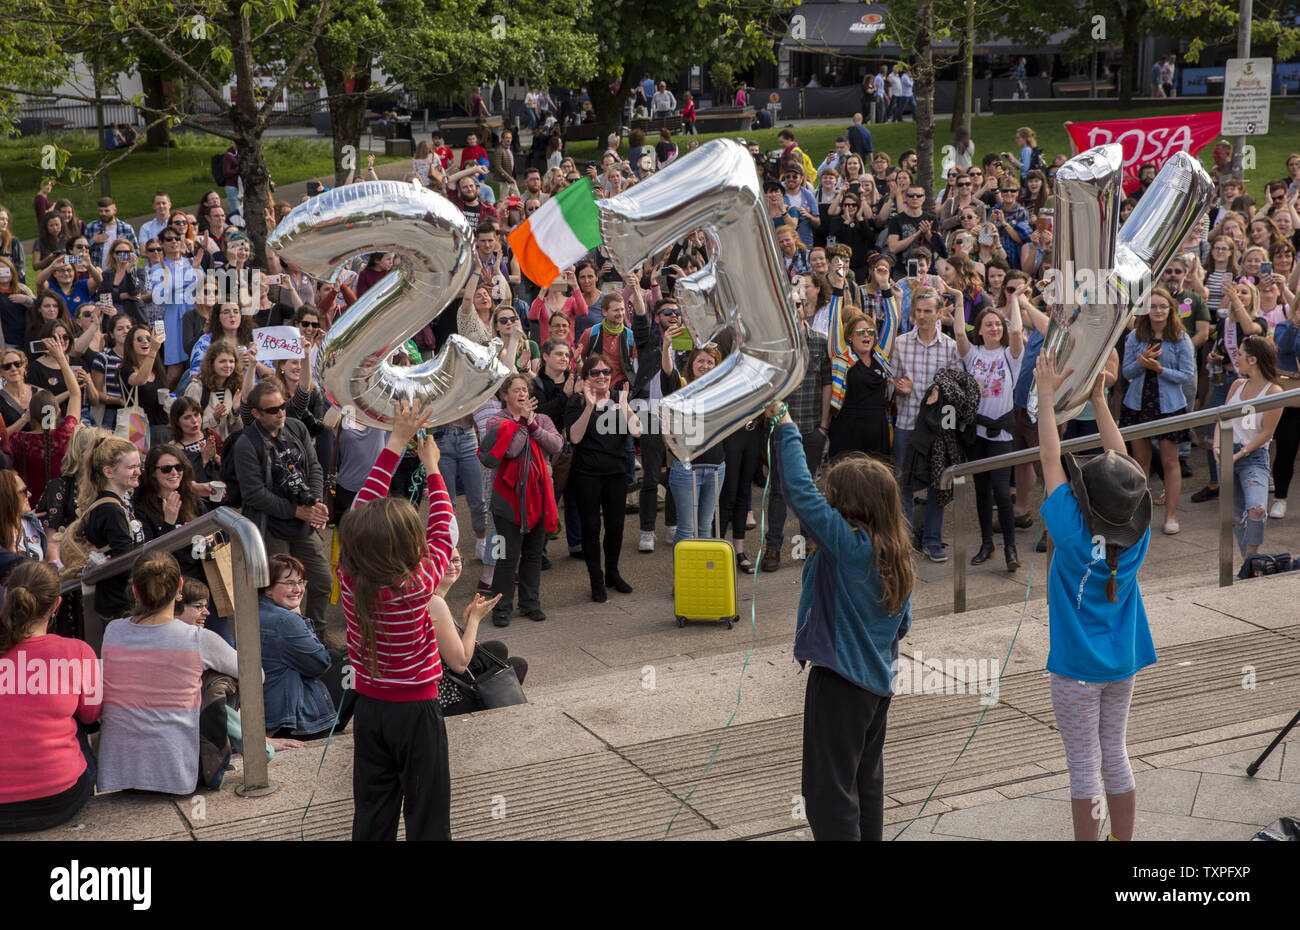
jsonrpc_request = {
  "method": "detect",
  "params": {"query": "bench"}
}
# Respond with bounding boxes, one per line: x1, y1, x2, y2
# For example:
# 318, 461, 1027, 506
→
694, 106, 755, 133
630, 115, 683, 134
438, 115, 504, 147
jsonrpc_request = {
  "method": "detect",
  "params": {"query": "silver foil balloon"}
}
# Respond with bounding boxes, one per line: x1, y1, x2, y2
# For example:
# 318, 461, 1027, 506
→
598, 139, 806, 462
268, 181, 509, 429
1034, 145, 1214, 423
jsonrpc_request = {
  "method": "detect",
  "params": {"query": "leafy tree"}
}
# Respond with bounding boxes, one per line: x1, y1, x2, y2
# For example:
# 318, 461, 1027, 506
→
579, 0, 796, 139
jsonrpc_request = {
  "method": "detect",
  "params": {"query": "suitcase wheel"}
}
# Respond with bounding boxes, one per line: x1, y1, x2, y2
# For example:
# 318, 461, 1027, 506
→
675, 615, 686, 628
725, 617, 734, 630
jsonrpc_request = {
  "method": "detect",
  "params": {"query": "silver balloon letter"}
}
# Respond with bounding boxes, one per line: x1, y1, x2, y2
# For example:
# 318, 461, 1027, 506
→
598, 139, 805, 462
1036, 145, 1213, 422
268, 181, 509, 428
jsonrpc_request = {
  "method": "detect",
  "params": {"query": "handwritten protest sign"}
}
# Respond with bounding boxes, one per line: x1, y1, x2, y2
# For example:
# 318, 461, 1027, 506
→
253, 326, 305, 361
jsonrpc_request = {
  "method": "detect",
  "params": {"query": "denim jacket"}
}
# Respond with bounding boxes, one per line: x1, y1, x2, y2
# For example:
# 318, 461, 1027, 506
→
1121, 332, 1195, 414
258, 595, 334, 735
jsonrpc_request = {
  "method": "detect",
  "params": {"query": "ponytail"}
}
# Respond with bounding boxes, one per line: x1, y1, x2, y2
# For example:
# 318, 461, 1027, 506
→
1104, 543, 1121, 603
0, 561, 61, 654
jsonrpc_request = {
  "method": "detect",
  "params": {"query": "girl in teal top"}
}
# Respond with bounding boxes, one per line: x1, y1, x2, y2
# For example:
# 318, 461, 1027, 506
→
1036, 349, 1156, 842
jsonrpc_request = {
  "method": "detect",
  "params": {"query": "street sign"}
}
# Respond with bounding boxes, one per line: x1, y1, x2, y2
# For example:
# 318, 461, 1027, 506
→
768, 92, 780, 116
1222, 57, 1272, 136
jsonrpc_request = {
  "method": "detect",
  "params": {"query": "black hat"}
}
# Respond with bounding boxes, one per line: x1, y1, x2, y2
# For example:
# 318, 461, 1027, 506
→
1062, 450, 1152, 549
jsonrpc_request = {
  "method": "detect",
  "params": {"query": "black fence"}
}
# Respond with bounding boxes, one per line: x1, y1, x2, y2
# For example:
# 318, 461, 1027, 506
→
16, 101, 141, 136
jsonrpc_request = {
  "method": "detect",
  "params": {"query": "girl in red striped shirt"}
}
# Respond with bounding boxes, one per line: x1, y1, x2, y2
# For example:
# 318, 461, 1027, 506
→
338, 399, 500, 841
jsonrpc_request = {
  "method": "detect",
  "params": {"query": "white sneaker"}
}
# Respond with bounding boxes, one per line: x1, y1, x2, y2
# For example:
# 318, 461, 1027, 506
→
638, 530, 655, 553
475, 537, 487, 561
1270, 499, 1287, 519
1163, 520, 1180, 535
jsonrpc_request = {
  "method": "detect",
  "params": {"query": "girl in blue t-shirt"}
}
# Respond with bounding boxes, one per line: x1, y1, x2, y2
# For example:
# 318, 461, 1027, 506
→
1035, 348, 1156, 841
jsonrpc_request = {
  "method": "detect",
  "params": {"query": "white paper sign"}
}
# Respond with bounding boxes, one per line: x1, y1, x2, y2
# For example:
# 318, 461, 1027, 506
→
253, 326, 304, 361
1222, 57, 1272, 136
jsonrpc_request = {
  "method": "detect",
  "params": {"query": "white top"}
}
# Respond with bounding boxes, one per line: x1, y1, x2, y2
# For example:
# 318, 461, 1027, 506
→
962, 344, 1022, 441
1228, 379, 1268, 447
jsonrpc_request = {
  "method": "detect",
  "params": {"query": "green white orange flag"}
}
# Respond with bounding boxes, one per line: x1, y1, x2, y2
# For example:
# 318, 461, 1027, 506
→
507, 179, 602, 287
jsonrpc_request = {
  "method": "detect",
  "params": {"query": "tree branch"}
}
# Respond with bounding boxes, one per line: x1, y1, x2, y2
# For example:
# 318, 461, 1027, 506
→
257, 0, 335, 127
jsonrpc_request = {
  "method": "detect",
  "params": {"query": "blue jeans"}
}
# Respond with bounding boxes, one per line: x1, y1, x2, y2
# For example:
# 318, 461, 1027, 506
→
435, 427, 486, 535
1205, 381, 1230, 484
1232, 444, 1269, 555
668, 461, 725, 544
893, 427, 944, 548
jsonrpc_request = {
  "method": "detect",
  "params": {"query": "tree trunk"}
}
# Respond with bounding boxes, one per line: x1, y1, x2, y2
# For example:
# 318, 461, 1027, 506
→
589, 61, 633, 151
93, 59, 111, 197
950, 37, 968, 134
915, 0, 936, 208
140, 68, 173, 149
316, 35, 373, 186
229, 3, 271, 266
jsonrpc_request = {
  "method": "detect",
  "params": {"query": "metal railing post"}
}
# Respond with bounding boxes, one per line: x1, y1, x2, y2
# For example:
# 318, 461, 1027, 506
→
72, 507, 275, 797
1219, 415, 1236, 588
232, 540, 276, 797
952, 475, 969, 613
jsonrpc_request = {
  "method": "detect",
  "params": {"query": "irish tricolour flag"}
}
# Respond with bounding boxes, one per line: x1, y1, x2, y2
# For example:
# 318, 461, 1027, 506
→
507, 180, 601, 287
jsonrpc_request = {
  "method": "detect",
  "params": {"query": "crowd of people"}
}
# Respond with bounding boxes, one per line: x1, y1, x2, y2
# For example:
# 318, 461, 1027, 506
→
1, 108, 1299, 841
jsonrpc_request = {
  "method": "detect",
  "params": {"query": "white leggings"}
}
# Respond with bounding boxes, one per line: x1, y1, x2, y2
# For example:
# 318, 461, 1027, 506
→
1049, 673, 1137, 800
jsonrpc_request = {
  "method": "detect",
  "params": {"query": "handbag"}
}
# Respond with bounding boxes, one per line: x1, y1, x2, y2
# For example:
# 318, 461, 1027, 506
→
551, 440, 573, 494
442, 646, 527, 712
202, 534, 237, 616
116, 384, 150, 452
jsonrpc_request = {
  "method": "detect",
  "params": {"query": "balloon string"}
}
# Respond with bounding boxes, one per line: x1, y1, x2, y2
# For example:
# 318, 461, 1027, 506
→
664, 428, 771, 836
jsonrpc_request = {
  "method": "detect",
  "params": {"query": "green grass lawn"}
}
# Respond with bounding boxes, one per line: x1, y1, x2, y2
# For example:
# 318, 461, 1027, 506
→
2, 131, 402, 242
572, 100, 1300, 204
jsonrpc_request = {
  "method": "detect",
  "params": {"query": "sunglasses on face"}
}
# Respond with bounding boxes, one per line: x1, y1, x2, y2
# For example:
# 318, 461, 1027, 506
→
147, 247, 162, 253
114, 250, 133, 258
171, 219, 188, 226
497, 316, 518, 324
74, 244, 89, 251
906, 192, 924, 198
155, 463, 182, 475
300, 321, 321, 329
2, 361, 23, 370
1000, 189, 1019, 194
259, 403, 287, 415
588, 368, 612, 377
957, 181, 972, 187
852, 327, 876, 337
161, 236, 180, 243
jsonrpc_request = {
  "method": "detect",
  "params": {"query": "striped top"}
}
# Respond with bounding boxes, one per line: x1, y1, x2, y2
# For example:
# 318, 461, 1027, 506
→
97, 618, 239, 795
339, 447, 453, 702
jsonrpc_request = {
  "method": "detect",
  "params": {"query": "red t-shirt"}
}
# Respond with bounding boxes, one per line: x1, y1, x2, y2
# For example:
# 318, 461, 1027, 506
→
433, 146, 453, 170
8, 415, 78, 503
460, 144, 488, 169
0, 634, 102, 804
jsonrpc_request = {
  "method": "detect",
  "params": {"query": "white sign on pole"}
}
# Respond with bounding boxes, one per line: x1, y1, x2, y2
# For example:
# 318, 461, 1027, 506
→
1222, 57, 1272, 136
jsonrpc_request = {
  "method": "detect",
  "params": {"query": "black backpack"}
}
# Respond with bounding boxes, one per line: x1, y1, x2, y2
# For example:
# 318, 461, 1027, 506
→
210, 152, 226, 187
1028, 146, 1047, 174
218, 427, 267, 508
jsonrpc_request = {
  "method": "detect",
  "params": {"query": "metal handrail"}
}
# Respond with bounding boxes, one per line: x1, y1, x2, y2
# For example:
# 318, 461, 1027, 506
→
939, 385, 1300, 612
69, 506, 278, 797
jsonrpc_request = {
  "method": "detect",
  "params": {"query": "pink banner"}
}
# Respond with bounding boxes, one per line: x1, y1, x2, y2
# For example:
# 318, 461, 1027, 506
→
1064, 112, 1222, 193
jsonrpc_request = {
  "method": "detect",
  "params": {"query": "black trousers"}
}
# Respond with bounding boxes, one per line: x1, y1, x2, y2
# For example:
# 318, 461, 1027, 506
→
490, 513, 546, 619
765, 428, 826, 551
1273, 407, 1300, 500
719, 425, 763, 540
0, 727, 96, 834
802, 665, 891, 841
971, 435, 1015, 551
352, 695, 451, 841
572, 470, 626, 583
639, 431, 677, 532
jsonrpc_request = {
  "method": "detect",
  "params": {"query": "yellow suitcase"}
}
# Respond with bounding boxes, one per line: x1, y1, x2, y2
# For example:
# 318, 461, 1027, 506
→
671, 465, 738, 629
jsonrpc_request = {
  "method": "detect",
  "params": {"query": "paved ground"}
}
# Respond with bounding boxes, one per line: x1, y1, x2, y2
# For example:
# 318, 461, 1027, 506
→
12, 446, 1300, 842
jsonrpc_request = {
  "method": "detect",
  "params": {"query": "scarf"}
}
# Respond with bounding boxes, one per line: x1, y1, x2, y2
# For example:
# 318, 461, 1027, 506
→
830, 346, 892, 414
601, 319, 625, 337
480, 416, 558, 534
